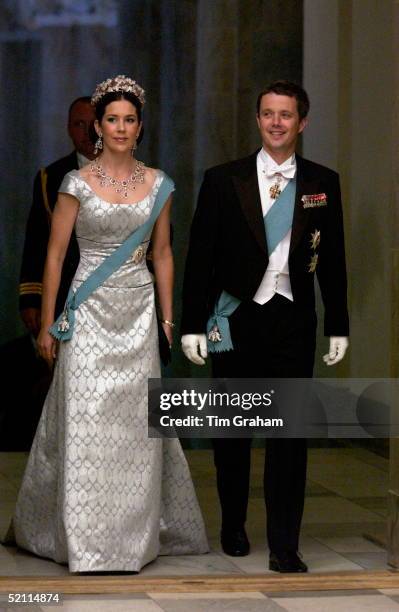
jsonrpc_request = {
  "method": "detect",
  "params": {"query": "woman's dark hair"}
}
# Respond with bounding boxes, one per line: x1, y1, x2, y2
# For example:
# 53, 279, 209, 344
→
256, 80, 310, 120
93, 91, 144, 144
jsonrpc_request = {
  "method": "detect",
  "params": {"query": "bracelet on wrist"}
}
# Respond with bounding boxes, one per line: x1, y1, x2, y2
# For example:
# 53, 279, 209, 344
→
161, 319, 175, 328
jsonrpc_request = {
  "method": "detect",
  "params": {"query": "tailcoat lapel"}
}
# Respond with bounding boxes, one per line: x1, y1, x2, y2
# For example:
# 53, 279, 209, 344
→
231, 151, 268, 256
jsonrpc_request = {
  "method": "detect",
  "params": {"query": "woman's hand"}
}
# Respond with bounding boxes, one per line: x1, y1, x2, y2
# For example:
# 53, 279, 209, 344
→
37, 327, 58, 367
161, 321, 173, 348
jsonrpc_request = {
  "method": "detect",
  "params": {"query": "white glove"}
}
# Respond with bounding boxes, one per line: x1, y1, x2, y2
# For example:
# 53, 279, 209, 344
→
181, 334, 208, 365
323, 336, 349, 366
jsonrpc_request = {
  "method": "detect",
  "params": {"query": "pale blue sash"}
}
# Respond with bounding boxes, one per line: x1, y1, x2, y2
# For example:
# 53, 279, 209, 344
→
49, 174, 174, 342
207, 178, 296, 353
263, 179, 296, 254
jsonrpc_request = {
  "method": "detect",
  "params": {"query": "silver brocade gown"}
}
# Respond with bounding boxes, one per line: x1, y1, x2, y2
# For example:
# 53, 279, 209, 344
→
13, 169, 209, 572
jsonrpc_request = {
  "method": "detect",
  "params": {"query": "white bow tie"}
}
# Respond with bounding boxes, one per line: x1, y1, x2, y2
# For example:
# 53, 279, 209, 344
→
265, 160, 296, 180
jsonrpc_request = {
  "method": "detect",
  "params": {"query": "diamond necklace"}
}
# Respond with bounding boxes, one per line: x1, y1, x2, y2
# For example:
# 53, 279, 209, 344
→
90, 158, 146, 199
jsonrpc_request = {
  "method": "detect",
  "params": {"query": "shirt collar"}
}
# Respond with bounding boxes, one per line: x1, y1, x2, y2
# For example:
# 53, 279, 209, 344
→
259, 149, 296, 178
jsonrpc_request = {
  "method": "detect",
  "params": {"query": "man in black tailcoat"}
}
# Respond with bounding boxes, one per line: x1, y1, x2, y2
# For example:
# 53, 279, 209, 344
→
181, 81, 349, 572
19, 96, 96, 334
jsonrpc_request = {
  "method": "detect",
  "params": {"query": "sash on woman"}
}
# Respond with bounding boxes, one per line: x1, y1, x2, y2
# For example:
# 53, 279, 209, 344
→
50, 175, 174, 342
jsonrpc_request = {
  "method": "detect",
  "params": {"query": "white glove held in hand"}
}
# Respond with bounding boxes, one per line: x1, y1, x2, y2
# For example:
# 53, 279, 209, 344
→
323, 336, 349, 366
181, 334, 208, 365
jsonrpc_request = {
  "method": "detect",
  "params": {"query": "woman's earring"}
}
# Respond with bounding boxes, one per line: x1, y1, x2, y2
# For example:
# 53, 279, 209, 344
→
131, 140, 137, 157
94, 135, 103, 155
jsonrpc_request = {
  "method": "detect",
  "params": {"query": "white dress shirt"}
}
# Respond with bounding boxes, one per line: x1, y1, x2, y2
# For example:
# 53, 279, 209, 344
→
253, 149, 296, 304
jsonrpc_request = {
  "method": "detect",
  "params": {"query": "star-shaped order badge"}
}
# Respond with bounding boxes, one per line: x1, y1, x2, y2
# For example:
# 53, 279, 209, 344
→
308, 253, 318, 273
310, 229, 320, 250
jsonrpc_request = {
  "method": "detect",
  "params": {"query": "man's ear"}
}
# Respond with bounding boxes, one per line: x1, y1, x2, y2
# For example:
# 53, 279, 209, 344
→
299, 117, 308, 134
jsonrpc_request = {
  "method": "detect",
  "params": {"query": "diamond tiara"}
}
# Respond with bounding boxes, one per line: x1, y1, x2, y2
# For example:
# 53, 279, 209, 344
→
91, 75, 145, 107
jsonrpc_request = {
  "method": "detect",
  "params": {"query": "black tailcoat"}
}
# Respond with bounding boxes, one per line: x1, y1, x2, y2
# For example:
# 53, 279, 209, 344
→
181, 151, 349, 338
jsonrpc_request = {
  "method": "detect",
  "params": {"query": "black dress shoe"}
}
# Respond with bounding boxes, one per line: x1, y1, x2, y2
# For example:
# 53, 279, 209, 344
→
221, 528, 250, 556
269, 551, 308, 573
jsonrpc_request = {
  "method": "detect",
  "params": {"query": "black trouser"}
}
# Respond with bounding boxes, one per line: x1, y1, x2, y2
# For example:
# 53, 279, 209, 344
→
211, 295, 316, 554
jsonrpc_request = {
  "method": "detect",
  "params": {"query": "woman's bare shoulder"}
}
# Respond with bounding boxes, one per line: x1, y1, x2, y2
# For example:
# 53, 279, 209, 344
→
144, 166, 157, 178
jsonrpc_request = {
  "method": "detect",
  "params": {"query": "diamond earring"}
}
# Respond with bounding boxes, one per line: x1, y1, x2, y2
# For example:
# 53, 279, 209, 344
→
94, 135, 103, 155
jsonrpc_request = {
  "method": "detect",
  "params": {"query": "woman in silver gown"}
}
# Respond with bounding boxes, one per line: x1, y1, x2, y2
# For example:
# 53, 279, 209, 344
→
13, 76, 209, 572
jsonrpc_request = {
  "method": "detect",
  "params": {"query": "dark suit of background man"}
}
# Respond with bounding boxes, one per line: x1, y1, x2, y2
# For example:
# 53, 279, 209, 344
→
0, 97, 96, 451
19, 96, 96, 335
181, 81, 349, 573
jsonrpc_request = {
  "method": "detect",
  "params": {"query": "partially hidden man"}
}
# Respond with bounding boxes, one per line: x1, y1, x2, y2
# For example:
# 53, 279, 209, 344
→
19, 97, 96, 336
181, 81, 349, 573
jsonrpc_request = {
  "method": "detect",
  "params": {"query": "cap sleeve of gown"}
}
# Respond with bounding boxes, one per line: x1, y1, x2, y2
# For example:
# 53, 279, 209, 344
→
58, 171, 81, 200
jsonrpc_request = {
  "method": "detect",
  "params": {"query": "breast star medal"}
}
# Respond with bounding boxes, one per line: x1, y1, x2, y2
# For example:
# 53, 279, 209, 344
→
310, 229, 321, 250
308, 253, 318, 273
269, 173, 283, 199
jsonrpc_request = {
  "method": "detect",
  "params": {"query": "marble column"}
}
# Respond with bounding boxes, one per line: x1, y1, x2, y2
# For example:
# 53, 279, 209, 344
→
303, 0, 341, 377
388, 251, 399, 567
388, 0, 399, 569
305, 0, 398, 564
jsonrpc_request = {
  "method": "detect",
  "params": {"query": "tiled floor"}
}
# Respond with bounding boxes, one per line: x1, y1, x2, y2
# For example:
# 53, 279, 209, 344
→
0, 446, 396, 611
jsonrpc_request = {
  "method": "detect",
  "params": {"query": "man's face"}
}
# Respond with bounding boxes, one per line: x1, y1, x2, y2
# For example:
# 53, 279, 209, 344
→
256, 93, 307, 161
68, 101, 96, 159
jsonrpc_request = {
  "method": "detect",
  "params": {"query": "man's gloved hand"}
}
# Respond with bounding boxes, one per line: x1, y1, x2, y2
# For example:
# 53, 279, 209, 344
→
181, 334, 208, 365
323, 336, 349, 366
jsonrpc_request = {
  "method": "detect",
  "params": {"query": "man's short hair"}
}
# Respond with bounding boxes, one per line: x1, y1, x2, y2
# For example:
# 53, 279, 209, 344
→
256, 81, 310, 120
68, 96, 92, 122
